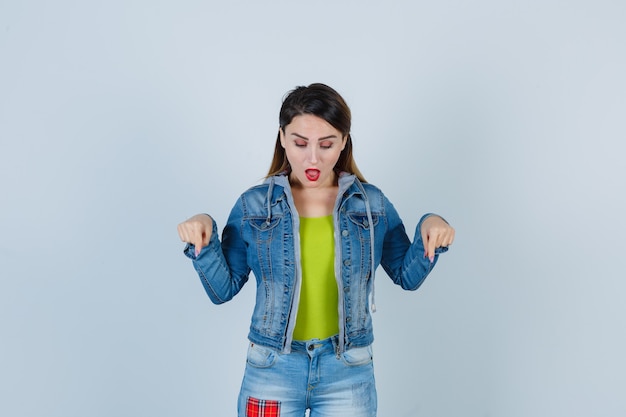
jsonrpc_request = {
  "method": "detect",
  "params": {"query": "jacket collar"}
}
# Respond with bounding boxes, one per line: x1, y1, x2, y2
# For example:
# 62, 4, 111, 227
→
265, 171, 361, 200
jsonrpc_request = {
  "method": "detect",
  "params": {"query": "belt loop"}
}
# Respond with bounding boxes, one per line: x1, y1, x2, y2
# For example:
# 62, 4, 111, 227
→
331, 335, 340, 359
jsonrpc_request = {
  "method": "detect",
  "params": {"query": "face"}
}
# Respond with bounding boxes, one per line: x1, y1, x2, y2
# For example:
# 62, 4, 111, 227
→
280, 114, 347, 189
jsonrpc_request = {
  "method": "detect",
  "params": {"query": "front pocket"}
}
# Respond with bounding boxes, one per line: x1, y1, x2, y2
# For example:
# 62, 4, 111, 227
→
341, 345, 373, 366
246, 343, 278, 368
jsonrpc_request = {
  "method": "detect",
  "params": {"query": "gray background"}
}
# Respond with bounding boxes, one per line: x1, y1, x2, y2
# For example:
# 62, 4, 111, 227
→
1, 1, 625, 416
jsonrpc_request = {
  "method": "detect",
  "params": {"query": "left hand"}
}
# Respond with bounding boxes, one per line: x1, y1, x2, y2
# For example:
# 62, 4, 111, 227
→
421, 215, 455, 262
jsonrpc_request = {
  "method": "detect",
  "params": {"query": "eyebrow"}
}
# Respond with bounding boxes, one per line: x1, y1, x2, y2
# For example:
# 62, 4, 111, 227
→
291, 133, 339, 141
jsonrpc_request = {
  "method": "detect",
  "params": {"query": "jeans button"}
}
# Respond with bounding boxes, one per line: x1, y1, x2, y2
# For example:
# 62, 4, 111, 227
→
308, 345, 314, 351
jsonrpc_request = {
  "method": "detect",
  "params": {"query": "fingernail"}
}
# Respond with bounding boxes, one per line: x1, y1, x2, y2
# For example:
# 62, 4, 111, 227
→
424, 250, 428, 258
195, 248, 200, 257
429, 255, 434, 263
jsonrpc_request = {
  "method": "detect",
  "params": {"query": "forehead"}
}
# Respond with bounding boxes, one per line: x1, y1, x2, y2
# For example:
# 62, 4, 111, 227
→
284, 114, 341, 138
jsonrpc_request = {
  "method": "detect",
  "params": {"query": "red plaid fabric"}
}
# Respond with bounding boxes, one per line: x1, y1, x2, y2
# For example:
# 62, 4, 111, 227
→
246, 397, 281, 417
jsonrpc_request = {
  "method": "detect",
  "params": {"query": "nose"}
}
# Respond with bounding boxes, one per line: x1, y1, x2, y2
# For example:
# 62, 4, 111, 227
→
308, 146, 318, 164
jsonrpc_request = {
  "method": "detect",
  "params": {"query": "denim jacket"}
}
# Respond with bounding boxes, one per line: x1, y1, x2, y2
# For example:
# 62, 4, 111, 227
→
185, 173, 447, 354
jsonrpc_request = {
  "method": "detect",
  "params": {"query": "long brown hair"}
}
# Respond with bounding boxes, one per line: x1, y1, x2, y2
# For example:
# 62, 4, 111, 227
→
266, 83, 366, 182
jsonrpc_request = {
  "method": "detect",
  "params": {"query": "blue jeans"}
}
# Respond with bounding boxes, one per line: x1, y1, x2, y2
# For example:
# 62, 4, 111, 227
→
237, 336, 377, 417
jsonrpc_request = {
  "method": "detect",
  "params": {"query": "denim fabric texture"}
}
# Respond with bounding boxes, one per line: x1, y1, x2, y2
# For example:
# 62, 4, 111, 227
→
238, 336, 377, 417
184, 173, 447, 354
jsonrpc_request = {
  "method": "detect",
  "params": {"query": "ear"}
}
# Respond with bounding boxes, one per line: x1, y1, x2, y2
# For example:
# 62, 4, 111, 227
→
279, 127, 286, 148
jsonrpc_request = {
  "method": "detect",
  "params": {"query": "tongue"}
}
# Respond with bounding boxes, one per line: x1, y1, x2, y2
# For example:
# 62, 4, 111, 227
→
305, 169, 320, 182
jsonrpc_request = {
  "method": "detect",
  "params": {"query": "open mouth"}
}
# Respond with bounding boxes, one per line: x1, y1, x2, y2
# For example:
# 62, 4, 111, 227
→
305, 169, 320, 182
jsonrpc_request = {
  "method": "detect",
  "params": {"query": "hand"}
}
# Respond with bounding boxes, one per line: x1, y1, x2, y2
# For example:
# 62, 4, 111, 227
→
177, 214, 213, 256
421, 215, 455, 262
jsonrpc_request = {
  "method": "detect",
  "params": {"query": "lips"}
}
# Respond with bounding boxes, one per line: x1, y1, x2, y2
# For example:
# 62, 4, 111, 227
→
305, 169, 320, 182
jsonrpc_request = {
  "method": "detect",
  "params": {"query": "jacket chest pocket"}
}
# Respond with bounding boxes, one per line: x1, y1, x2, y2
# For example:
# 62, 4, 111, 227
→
248, 216, 282, 242
347, 213, 379, 242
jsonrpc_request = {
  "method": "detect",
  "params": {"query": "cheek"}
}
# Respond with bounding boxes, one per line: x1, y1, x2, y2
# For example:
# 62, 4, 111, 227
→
284, 148, 301, 167
327, 149, 343, 164
285, 147, 295, 159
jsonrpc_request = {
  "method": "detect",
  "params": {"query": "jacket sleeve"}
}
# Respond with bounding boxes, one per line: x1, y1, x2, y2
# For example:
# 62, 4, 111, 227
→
379, 195, 448, 290
184, 198, 251, 304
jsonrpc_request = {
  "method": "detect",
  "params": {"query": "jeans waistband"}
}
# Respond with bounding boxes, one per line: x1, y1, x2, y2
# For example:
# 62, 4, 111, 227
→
291, 334, 339, 353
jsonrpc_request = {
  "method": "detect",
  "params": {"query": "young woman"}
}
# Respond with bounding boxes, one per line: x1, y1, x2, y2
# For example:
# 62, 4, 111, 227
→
177, 83, 455, 417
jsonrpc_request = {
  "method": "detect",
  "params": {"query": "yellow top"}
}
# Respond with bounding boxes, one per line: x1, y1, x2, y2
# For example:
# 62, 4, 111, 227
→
293, 215, 339, 341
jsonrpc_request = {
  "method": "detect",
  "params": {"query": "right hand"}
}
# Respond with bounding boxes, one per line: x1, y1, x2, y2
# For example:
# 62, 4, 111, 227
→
177, 214, 213, 256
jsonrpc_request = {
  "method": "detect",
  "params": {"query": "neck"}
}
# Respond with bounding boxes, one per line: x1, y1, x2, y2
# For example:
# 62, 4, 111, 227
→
290, 183, 339, 218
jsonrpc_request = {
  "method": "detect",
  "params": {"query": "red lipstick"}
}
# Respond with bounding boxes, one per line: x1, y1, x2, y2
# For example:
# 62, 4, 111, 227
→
305, 169, 320, 182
